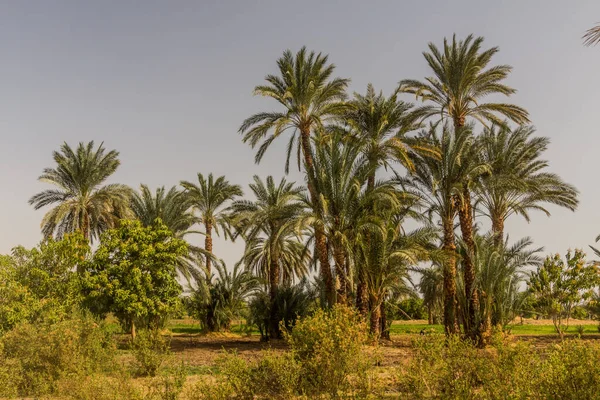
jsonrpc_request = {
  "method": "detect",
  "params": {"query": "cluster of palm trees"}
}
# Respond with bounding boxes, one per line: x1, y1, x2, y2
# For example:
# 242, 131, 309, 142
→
30, 34, 578, 343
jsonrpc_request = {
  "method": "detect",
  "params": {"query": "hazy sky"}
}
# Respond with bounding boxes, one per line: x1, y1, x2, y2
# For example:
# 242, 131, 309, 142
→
2, 0, 600, 267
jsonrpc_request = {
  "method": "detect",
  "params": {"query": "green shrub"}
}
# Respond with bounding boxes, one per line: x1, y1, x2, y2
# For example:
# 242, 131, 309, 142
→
538, 340, 600, 399
397, 335, 600, 400
0, 314, 115, 397
55, 373, 144, 400
285, 305, 372, 397
131, 329, 171, 377
148, 363, 188, 400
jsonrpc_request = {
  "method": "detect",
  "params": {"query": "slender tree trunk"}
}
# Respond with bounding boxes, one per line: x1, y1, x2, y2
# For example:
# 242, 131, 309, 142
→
358, 174, 376, 316
300, 128, 334, 306
442, 215, 460, 335
457, 188, 480, 342
380, 303, 390, 340
491, 215, 505, 248
370, 299, 381, 339
131, 319, 136, 340
268, 254, 280, 339
356, 267, 369, 316
428, 306, 433, 325
205, 221, 213, 276
333, 243, 347, 304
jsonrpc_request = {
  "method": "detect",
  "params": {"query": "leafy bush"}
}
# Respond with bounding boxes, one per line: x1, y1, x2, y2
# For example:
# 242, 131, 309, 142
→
397, 335, 600, 399
190, 305, 374, 399
0, 313, 115, 397
387, 297, 427, 321
285, 305, 372, 397
55, 373, 145, 400
0, 234, 89, 332
131, 329, 171, 377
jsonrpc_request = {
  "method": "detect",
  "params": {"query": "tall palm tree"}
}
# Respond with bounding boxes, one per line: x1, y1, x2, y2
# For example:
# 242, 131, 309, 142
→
131, 184, 202, 281
452, 126, 490, 340
345, 84, 438, 313
29, 141, 132, 242
400, 34, 529, 129
180, 173, 242, 275
477, 125, 578, 246
239, 47, 350, 305
230, 176, 310, 338
583, 23, 600, 46
402, 123, 476, 335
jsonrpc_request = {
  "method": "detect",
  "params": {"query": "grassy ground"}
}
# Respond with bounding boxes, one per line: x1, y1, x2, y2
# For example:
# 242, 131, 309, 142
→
168, 318, 600, 337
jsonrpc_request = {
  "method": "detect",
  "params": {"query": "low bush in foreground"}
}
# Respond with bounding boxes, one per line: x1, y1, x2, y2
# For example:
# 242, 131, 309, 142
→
0, 313, 115, 397
397, 334, 600, 399
189, 305, 377, 399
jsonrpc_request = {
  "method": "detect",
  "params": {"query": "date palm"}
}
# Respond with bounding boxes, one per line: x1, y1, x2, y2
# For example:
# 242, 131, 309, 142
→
583, 23, 600, 46
359, 213, 437, 338
345, 84, 439, 313
477, 125, 578, 246
239, 47, 350, 305
400, 34, 529, 129
131, 184, 196, 236
29, 141, 132, 242
346, 84, 439, 186
401, 123, 477, 335
230, 176, 309, 338
180, 173, 242, 275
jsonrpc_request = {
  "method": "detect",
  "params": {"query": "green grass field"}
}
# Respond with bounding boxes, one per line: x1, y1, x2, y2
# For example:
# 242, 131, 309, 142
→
168, 319, 600, 337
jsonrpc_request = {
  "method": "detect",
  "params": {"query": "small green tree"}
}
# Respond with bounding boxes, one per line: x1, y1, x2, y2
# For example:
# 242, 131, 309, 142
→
81, 219, 187, 338
0, 234, 90, 332
527, 249, 600, 338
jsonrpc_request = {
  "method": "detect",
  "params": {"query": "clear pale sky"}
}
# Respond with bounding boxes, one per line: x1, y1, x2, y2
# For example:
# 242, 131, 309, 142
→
2, 0, 599, 267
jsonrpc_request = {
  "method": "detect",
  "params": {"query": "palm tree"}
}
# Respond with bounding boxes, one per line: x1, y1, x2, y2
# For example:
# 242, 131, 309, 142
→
583, 23, 600, 46
345, 84, 438, 313
402, 123, 475, 335
131, 184, 196, 236
452, 126, 490, 340
230, 176, 310, 338
461, 234, 542, 343
346, 84, 439, 186
417, 265, 444, 324
359, 214, 437, 338
400, 34, 529, 129
131, 184, 202, 281
477, 125, 578, 246
239, 47, 350, 305
191, 259, 259, 332
29, 141, 132, 242
180, 173, 242, 275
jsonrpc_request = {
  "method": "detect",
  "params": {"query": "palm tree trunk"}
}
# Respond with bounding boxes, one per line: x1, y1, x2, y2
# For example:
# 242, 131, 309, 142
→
333, 243, 347, 304
457, 189, 480, 342
268, 255, 280, 339
380, 304, 390, 340
356, 267, 369, 316
370, 299, 381, 339
300, 128, 334, 306
205, 222, 213, 276
491, 214, 504, 247
442, 215, 460, 335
